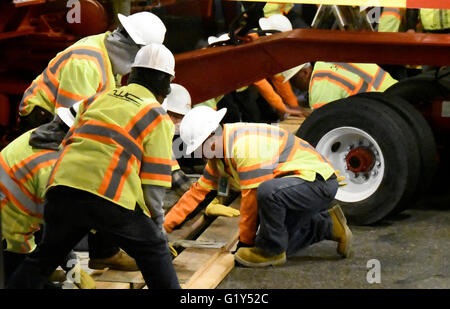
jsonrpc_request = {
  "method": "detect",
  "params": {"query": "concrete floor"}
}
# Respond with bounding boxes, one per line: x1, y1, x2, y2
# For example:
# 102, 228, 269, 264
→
217, 194, 450, 289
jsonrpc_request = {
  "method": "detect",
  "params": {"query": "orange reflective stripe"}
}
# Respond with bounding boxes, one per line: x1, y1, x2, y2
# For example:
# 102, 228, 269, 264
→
48, 147, 69, 186
113, 155, 135, 201
381, 11, 401, 20
98, 147, 123, 196
125, 104, 167, 144
239, 173, 273, 186
312, 102, 328, 109
0, 157, 43, 218
334, 63, 373, 84
140, 156, 172, 182
312, 70, 357, 92
74, 119, 144, 161
311, 75, 354, 96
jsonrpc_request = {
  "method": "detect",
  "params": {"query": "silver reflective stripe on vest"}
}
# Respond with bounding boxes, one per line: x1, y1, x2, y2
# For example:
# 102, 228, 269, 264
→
202, 167, 218, 182
333, 63, 373, 85
236, 132, 296, 181
313, 72, 356, 92
13, 152, 59, 182
141, 161, 172, 177
75, 124, 143, 161
128, 107, 166, 140
0, 161, 43, 215
227, 126, 285, 159
103, 149, 131, 201
372, 69, 388, 90
49, 48, 109, 107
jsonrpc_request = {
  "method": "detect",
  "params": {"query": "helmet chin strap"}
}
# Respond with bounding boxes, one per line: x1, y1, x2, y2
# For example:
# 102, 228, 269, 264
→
105, 29, 140, 76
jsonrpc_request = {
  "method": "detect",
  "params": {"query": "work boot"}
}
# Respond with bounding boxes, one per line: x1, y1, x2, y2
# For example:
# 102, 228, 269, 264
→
234, 247, 286, 268
329, 204, 353, 258
88, 249, 139, 271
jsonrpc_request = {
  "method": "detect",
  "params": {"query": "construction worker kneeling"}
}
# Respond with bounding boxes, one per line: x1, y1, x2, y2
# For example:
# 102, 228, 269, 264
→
164, 107, 353, 267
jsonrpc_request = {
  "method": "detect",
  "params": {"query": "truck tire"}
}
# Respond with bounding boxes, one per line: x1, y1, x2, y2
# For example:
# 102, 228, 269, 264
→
297, 97, 420, 225
353, 92, 437, 196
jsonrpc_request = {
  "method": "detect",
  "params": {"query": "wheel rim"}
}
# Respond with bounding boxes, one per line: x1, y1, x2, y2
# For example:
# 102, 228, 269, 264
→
316, 127, 385, 203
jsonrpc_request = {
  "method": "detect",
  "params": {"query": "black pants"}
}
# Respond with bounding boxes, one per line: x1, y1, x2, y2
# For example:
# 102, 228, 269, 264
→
7, 186, 180, 289
255, 176, 339, 256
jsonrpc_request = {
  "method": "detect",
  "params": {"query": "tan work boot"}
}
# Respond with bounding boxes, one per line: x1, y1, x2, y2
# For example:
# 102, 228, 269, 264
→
88, 249, 139, 271
234, 247, 286, 268
329, 205, 353, 258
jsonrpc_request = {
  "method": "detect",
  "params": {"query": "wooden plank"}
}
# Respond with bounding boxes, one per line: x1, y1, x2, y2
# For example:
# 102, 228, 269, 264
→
89, 195, 241, 289
279, 115, 305, 134
95, 281, 131, 289
94, 270, 144, 284
172, 196, 241, 288
183, 252, 235, 289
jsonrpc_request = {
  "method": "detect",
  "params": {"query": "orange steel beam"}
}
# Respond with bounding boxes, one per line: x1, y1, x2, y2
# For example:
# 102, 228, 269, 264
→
174, 29, 450, 104
232, 0, 450, 10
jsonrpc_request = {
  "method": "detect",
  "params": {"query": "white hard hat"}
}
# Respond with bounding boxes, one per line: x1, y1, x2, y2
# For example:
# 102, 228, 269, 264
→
281, 63, 311, 83
132, 43, 175, 77
180, 106, 227, 155
207, 33, 230, 45
162, 84, 191, 115
56, 101, 82, 127
118, 12, 166, 45
259, 14, 292, 33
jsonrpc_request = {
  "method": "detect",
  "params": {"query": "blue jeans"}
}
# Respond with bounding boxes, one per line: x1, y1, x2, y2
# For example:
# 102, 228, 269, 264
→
255, 175, 339, 256
7, 186, 180, 289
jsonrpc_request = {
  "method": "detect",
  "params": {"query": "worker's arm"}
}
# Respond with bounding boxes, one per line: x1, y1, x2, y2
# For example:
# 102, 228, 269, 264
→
238, 189, 259, 246
269, 74, 299, 108
171, 155, 191, 197
142, 184, 166, 232
164, 181, 212, 232
164, 160, 219, 232
253, 79, 288, 114
56, 55, 106, 108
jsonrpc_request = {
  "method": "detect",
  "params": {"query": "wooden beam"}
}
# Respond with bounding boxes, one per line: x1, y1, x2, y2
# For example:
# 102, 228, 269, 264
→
173, 196, 241, 288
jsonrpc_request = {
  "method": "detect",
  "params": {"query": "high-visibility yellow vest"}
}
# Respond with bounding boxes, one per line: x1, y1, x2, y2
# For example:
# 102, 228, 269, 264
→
309, 62, 398, 109
19, 32, 117, 117
420, 9, 450, 31
198, 123, 335, 191
378, 8, 403, 32
264, 3, 294, 17
47, 83, 174, 215
1, 130, 59, 253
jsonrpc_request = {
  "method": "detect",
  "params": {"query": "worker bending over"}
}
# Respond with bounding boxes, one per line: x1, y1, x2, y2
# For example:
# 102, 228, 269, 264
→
292, 62, 398, 109
7, 43, 180, 289
18, 11, 166, 132
164, 106, 352, 267
1, 104, 95, 288
162, 83, 193, 197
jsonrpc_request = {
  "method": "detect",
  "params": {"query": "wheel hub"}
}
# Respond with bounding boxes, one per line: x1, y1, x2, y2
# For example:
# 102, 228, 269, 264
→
345, 147, 375, 173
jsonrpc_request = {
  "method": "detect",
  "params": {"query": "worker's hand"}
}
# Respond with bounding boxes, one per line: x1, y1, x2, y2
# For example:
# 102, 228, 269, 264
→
168, 242, 178, 258
205, 200, 240, 217
285, 107, 304, 118
335, 170, 347, 187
